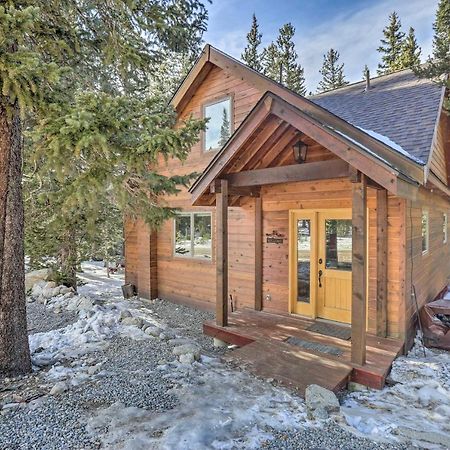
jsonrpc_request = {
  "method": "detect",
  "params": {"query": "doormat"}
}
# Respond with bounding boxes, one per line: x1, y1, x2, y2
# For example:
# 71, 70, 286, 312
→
306, 322, 352, 340
285, 336, 343, 356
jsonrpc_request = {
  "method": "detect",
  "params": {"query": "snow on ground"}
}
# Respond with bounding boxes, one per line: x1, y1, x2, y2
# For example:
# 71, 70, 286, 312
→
342, 337, 450, 448
9, 262, 450, 449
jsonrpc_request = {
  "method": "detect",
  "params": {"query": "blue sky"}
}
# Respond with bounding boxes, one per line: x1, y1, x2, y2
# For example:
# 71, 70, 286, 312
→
203, 0, 437, 92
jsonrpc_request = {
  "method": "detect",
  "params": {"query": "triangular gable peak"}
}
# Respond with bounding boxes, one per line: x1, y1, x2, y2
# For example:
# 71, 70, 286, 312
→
190, 92, 422, 205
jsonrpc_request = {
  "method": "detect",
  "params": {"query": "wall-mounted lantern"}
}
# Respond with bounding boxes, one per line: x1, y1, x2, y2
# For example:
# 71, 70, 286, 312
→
293, 140, 308, 164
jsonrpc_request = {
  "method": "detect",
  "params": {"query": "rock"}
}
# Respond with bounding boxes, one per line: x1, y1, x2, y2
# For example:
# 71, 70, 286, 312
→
53, 307, 62, 314
179, 353, 195, 365
50, 381, 68, 395
25, 269, 52, 292
305, 384, 340, 420
159, 329, 176, 340
395, 427, 450, 448
58, 286, 73, 295
31, 281, 46, 298
213, 338, 228, 348
144, 326, 162, 337
121, 316, 143, 328
42, 285, 57, 299
172, 343, 201, 360
76, 296, 94, 311
347, 382, 369, 393
119, 310, 132, 321
66, 297, 80, 311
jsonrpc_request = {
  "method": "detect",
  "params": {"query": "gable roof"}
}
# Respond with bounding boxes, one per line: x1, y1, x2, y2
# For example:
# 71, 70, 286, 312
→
173, 45, 447, 191
310, 70, 444, 164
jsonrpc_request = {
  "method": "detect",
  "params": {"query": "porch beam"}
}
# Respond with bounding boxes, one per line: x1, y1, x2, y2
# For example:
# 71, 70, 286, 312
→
210, 182, 260, 197
216, 179, 229, 327
255, 196, 263, 311
224, 159, 349, 187
376, 189, 388, 337
351, 173, 367, 365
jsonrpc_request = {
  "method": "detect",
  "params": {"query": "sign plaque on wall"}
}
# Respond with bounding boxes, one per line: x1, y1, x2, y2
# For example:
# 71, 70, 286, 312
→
266, 230, 285, 244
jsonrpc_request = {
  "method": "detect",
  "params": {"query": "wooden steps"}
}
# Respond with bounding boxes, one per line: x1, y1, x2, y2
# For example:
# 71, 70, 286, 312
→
226, 339, 352, 395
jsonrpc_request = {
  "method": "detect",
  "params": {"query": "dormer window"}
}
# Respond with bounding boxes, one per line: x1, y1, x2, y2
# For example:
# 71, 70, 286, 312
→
203, 97, 232, 151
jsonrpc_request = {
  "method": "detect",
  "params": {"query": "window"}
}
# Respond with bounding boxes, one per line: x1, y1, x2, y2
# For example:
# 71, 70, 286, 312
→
203, 97, 232, 151
174, 212, 212, 259
325, 219, 352, 271
444, 213, 448, 244
421, 211, 429, 254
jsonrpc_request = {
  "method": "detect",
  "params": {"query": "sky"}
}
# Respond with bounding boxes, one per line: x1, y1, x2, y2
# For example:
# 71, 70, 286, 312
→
203, 0, 438, 92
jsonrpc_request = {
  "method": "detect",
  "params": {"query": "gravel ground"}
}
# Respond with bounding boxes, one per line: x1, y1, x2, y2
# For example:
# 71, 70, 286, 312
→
26, 302, 78, 334
0, 291, 418, 450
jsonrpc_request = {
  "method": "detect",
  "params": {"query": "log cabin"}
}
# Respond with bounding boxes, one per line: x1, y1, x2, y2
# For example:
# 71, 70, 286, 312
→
125, 45, 450, 393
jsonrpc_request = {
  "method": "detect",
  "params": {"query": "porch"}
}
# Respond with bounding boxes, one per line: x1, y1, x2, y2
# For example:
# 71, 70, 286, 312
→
204, 309, 404, 394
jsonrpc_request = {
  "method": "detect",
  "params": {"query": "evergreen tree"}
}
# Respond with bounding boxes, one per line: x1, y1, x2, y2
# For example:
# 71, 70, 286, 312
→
399, 27, 421, 68
241, 14, 263, 72
276, 23, 306, 95
218, 107, 231, 147
0, 1, 208, 375
362, 64, 370, 80
317, 49, 349, 93
262, 42, 281, 82
414, 0, 450, 112
377, 12, 405, 75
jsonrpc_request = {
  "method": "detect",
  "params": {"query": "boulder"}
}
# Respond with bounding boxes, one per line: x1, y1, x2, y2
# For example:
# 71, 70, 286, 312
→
179, 353, 195, 365
119, 310, 132, 321
305, 384, 340, 420
144, 326, 162, 337
121, 316, 144, 328
31, 281, 46, 298
76, 296, 94, 311
49, 381, 68, 395
172, 343, 201, 360
25, 269, 52, 292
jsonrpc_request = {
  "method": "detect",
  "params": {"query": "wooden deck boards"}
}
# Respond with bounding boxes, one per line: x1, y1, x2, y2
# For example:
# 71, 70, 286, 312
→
204, 308, 404, 393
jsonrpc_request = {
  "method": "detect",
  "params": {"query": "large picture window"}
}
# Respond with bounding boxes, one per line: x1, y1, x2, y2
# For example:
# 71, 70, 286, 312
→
421, 211, 429, 254
174, 212, 212, 259
203, 97, 232, 151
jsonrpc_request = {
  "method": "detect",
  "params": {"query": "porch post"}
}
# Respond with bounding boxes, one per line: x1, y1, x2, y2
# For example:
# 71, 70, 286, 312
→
376, 189, 388, 337
216, 179, 229, 326
351, 172, 367, 365
255, 196, 263, 311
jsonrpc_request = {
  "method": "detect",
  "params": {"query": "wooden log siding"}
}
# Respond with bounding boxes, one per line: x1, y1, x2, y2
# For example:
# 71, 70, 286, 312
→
351, 174, 368, 365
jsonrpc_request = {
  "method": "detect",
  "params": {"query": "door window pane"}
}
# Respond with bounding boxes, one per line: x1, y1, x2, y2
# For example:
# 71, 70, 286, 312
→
193, 213, 212, 259
297, 219, 311, 303
175, 215, 192, 256
325, 219, 352, 271
204, 98, 231, 151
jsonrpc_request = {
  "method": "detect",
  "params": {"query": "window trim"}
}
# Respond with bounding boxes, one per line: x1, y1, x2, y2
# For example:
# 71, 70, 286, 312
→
444, 213, 448, 244
201, 95, 234, 153
421, 210, 429, 255
173, 212, 212, 261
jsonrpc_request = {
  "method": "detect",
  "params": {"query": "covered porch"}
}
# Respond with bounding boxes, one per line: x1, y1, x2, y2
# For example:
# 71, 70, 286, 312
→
189, 92, 419, 392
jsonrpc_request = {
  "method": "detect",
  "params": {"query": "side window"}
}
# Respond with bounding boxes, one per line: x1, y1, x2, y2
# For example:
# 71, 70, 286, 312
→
421, 211, 429, 254
444, 213, 448, 244
174, 212, 212, 260
203, 97, 232, 151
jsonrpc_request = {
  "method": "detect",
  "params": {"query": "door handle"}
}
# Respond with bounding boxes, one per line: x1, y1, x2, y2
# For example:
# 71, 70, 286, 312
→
318, 269, 323, 288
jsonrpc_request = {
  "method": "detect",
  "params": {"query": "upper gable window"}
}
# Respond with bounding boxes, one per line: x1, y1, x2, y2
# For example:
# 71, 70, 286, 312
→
203, 97, 232, 151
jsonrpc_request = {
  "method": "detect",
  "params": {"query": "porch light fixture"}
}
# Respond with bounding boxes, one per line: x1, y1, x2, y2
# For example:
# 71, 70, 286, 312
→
293, 140, 308, 164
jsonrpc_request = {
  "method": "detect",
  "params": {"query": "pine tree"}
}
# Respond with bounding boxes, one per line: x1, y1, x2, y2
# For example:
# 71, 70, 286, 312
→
218, 107, 231, 147
399, 27, 421, 68
276, 23, 306, 95
317, 49, 349, 93
377, 12, 406, 75
0, 1, 208, 375
414, 0, 450, 112
362, 64, 370, 80
262, 42, 281, 82
241, 14, 263, 72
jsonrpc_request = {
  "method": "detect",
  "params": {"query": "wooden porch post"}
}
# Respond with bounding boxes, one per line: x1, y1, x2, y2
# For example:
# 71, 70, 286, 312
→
351, 173, 367, 365
255, 196, 263, 311
376, 189, 388, 337
216, 179, 229, 326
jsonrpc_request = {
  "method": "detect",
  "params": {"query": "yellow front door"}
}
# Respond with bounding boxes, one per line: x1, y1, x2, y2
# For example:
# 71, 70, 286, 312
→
317, 210, 352, 323
289, 209, 352, 323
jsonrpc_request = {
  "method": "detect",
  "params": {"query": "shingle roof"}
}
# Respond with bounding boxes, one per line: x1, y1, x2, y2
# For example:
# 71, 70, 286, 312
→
309, 70, 443, 163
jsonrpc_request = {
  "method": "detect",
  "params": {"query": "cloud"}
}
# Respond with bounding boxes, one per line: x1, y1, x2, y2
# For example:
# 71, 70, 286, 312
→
204, 0, 436, 93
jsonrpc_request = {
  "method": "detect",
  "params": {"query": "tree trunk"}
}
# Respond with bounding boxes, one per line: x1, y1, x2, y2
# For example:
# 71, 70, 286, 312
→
0, 100, 32, 375
58, 228, 78, 290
